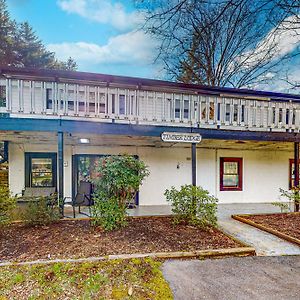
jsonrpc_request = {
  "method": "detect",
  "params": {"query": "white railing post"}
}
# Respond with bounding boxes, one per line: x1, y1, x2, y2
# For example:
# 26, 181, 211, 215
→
6, 78, 12, 112
18, 80, 23, 112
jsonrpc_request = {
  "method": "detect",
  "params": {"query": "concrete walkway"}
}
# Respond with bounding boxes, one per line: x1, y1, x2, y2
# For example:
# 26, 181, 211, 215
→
162, 256, 300, 300
217, 203, 300, 256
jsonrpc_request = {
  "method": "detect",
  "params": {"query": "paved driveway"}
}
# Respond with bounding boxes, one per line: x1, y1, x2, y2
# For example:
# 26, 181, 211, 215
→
162, 256, 300, 300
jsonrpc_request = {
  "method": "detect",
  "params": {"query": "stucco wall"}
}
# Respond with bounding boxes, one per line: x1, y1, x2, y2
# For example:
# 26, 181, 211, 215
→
8, 142, 293, 204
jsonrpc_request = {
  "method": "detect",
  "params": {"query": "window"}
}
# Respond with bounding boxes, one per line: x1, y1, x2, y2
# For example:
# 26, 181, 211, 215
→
78, 91, 85, 112
233, 104, 238, 122
286, 109, 290, 125
183, 100, 189, 119
289, 159, 300, 189
119, 94, 125, 115
89, 92, 96, 113
225, 103, 230, 122
175, 99, 180, 118
220, 158, 243, 191
99, 93, 106, 113
67, 90, 74, 111
0, 85, 6, 107
130, 95, 135, 115
25, 153, 57, 188
111, 94, 115, 114
46, 88, 52, 109
272, 107, 276, 124
59, 89, 64, 110
241, 105, 245, 123
278, 108, 283, 123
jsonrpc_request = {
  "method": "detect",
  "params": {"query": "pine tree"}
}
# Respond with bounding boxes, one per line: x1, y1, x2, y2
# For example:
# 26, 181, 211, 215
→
0, 0, 17, 66
63, 57, 78, 71
0, 0, 77, 70
51, 57, 78, 71
16, 21, 55, 68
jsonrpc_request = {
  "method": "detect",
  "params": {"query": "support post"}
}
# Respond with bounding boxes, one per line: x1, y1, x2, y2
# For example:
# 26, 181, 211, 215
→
58, 132, 64, 214
192, 143, 197, 186
3, 141, 8, 162
294, 142, 299, 212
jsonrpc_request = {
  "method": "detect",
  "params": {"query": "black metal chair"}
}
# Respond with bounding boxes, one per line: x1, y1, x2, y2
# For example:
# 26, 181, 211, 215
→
62, 181, 92, 218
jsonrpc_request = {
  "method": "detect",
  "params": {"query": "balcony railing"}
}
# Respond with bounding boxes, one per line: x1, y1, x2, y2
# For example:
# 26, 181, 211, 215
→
0, 78, 300, 132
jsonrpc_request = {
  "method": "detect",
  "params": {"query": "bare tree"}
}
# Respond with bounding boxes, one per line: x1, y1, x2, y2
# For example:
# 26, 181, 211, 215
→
275, 0, 300, 28
138, 0, 300, 88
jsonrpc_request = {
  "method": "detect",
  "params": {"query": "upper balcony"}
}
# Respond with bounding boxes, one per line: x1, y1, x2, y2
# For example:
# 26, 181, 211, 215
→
1, 66, 300, 133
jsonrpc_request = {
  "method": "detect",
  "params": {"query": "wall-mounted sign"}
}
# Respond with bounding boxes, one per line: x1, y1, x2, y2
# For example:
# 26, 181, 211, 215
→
161, 132, 202, 143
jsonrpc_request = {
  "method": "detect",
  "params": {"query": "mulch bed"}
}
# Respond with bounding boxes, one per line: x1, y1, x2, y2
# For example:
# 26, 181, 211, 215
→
0, 216, 242, 262
241, 213, 300, 241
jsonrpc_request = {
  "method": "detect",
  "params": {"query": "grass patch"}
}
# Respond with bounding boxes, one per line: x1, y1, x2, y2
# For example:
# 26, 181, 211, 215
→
0, 258, 172, 300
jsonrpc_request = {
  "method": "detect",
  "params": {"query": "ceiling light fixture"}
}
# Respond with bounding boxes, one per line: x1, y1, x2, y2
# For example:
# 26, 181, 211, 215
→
79, 138, 90, 144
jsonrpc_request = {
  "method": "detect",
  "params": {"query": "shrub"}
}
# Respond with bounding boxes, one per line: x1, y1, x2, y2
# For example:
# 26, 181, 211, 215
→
164, 184, 218, 228
91, 197, 127, 231
272, 187, 300, 212
0, 184, 16, 226
91, 155, 149, 231
21, 194, 60, 226
271, 201, 290, 213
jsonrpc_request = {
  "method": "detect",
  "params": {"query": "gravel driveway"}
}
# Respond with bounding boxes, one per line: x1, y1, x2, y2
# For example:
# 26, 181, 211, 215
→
162, 256, 300, 300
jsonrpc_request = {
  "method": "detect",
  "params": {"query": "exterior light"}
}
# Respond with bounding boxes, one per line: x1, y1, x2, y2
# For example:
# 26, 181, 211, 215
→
79, 138, 90, 144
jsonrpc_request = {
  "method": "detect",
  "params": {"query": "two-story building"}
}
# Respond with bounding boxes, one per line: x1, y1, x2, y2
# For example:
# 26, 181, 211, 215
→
0, 66, 299, 208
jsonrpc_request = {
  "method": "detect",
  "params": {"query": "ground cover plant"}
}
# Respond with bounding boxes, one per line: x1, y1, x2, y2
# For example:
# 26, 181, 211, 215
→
0, 184, 16, 227
165, 185, 218, 228
0, 217, 242, 262
91, 155, 149, 231
0, 258, 172, 300
241, 213, 300, 241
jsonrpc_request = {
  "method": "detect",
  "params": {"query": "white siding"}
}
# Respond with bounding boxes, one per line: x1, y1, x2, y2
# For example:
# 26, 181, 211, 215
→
215, 149, 290, 203
8, 143, 293, 205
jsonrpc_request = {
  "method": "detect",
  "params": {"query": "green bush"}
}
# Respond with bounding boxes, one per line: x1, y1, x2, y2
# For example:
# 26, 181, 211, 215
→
91, 197, 127, 231
92, 155, 149, 231
21, 194, 60, 226
272, 187, 300, 212
0, 184, 16, 226
164, 184, 218, 228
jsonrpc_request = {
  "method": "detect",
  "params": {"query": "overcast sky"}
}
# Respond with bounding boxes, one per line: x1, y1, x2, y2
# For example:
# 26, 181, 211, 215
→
7, 0, 300, 93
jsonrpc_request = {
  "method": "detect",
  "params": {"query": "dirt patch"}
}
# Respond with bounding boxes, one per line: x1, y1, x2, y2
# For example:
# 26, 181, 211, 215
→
0, 217, 242, 262
242, 213, 300, 241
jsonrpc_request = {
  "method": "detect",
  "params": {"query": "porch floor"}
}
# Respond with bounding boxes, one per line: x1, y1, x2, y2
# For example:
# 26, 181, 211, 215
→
65, 203, 300, 256
65, 202, 283, 218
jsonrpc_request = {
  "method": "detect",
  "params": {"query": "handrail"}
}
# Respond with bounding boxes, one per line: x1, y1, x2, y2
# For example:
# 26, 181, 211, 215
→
0, 78, 299, 132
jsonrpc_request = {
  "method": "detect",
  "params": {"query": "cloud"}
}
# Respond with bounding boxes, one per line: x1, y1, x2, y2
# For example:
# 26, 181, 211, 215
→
57, 0, 145, 31
240, 15, 300, 69
48, 30, 158, 66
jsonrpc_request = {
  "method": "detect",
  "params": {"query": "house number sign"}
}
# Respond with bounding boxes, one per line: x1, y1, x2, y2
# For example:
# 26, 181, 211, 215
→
161, 132, 202, 143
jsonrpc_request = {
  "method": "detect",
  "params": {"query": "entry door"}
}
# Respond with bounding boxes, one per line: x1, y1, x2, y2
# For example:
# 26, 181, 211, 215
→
72, 155, 104, 199
72, 154, 139, 205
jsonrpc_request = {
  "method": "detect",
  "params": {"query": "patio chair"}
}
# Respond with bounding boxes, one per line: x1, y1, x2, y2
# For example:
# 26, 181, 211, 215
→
62, 181, 93, 218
